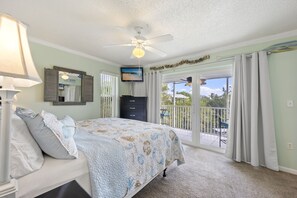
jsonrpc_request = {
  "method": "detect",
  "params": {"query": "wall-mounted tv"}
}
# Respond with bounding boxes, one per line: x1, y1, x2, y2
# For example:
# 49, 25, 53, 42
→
121, 67, 143, 82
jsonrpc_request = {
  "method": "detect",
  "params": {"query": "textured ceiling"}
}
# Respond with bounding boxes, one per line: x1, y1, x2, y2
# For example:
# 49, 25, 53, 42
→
1, 0, 297, 66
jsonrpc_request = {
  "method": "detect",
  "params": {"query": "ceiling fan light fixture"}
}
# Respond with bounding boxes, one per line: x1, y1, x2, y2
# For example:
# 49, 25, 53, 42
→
132, 47, 145, 58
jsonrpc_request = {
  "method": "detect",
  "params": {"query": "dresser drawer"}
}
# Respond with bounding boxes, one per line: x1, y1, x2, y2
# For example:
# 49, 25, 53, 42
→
120, 97, 147, 105
120, 96, 147, 122
121, 111, 146, 121
121, 104, 145, 112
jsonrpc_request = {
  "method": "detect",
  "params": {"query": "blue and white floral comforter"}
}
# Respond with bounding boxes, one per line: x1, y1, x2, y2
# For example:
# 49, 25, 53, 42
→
76, 118, 185, 197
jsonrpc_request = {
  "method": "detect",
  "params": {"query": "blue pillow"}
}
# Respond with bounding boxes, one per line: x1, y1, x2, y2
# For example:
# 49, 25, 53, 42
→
16, 107, 78, 159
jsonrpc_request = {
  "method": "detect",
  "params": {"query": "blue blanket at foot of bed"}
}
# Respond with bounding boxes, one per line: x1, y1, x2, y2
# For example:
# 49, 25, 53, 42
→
75, 130, 128, 198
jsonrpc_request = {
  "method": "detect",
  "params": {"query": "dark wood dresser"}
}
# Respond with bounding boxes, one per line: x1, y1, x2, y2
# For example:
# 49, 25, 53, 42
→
120, 96, 147, 122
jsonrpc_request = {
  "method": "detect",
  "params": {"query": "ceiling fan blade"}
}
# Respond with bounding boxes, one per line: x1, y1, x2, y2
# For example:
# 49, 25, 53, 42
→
145, 34, 173, 45
103, 43, 135, 48
144, 46, 167, 57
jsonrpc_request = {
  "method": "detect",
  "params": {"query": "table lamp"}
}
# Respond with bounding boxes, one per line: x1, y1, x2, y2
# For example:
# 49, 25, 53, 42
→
0, 13, 42, 196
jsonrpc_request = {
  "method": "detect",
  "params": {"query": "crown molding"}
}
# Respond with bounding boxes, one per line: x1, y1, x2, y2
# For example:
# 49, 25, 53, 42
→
206, 29, 297, 55
29, 37, 121, 67
28, 28, 297, 69
145, 29, 297, 68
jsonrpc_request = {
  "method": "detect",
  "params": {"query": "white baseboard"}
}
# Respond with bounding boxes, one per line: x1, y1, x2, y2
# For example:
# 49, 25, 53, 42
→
279, 166, 297, 175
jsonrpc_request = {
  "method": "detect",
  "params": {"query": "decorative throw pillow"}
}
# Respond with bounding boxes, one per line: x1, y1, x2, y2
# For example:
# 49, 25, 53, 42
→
60, 115, 76, 139
16, 108, 78, 159
9, 113, 44, 178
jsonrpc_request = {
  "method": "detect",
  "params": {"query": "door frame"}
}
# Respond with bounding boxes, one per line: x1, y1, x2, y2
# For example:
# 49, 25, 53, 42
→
161, 61, 233, 153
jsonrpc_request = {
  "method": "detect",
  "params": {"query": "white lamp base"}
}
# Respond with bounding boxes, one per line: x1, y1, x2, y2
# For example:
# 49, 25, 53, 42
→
0, 89, 20, 185
0, 179, 17, 198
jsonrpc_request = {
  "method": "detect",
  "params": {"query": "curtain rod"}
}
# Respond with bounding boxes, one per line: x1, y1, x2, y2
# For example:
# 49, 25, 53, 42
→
217, 51, 272, 62
160, 58, 233, 74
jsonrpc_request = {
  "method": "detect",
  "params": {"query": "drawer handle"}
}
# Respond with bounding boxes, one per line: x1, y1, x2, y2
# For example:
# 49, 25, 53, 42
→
129, 107, 136, 110
130, 114, 136, 117
129, 100, 135, 102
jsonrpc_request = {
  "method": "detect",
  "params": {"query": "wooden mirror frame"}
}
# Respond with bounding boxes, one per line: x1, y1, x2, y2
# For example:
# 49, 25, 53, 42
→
44, 66, 93, 105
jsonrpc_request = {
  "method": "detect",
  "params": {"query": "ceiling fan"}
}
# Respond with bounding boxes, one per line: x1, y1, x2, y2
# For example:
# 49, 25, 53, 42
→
181, 77, 207, 86
103, 25, 173, 58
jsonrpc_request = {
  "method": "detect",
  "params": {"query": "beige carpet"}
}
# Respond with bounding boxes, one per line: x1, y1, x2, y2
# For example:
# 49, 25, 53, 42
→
134, 145, 297, 198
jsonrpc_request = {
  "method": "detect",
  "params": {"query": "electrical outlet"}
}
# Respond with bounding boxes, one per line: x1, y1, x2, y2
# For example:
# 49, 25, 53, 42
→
287, 143, 294, 150
287, 100, 294, 107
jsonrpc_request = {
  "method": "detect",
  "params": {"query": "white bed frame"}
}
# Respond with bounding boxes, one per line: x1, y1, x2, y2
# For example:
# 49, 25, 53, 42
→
15, 151, 91, 198
11, 151, 170, 198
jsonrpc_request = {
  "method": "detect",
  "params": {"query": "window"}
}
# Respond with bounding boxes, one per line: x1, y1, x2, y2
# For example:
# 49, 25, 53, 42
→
100, 73, 119, 118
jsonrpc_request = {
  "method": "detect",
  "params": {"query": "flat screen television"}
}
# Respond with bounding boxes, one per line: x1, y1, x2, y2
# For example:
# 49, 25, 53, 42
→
121, 67, 143, 82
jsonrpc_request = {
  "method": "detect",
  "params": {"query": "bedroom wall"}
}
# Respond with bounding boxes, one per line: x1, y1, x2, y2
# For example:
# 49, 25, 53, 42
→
269, 50, 297, 172
15, 42, 121, 120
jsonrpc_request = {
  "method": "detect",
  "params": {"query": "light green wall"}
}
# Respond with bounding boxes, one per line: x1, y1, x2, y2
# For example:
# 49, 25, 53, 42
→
15, 42, 120, 120
119, 82, 133, 96
269, 50, 297, 170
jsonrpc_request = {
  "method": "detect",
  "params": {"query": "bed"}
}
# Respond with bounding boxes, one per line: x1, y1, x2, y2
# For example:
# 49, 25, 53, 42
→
15, 117, 185, 198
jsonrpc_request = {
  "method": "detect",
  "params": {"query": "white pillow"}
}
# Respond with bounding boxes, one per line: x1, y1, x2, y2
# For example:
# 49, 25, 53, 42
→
60, 115, 76, 139
10, 113, 44, 178
40, 110, 78, 158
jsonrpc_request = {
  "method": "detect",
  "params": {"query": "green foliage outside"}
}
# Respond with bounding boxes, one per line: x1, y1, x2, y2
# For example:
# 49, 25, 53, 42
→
161, 83, 229, 108
161, 83, 230, 131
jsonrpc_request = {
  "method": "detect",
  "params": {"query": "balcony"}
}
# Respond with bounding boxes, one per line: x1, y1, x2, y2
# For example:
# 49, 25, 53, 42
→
161, 105, 229, 148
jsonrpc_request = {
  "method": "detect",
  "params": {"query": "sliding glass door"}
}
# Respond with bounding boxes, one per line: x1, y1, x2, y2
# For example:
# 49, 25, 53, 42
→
199, 76, 231, 150
161, 73, 198, 145
161, 68, 232, 151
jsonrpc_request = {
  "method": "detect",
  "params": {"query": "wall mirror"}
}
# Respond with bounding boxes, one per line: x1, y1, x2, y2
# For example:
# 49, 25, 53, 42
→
58, 69, 83, 103
44, 66, 93, 105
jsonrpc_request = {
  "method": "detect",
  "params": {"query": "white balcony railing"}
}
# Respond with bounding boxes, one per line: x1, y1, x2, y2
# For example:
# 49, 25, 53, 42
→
160, 105, 229, 135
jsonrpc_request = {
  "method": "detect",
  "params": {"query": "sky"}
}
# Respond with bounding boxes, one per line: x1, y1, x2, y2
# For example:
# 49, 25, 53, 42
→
166, 77, 232, 97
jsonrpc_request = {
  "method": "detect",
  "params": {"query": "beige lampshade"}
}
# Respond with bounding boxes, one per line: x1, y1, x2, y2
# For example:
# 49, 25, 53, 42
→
0, 13, 42, 88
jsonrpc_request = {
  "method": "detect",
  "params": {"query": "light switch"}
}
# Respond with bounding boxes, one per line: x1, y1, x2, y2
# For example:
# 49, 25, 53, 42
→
287, 100, 294, 107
